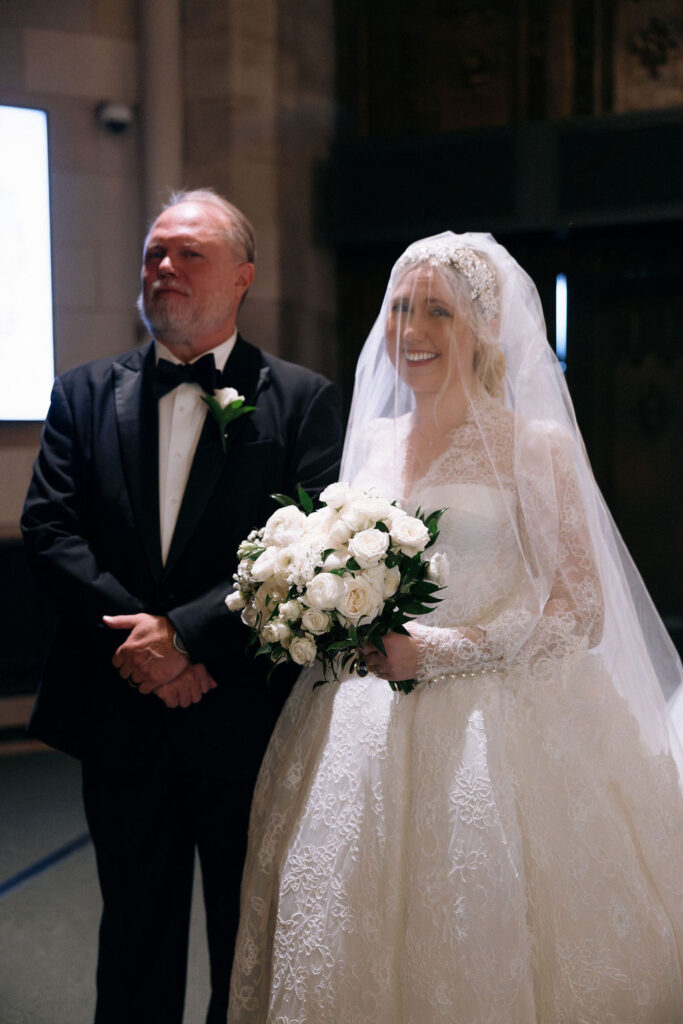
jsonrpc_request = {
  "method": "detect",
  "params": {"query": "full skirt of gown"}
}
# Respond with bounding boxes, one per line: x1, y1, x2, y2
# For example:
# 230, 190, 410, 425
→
229, 652, 683, 1023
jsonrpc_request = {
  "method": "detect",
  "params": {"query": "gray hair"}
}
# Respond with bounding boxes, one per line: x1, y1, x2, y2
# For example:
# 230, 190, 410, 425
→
162, 187, 256, 263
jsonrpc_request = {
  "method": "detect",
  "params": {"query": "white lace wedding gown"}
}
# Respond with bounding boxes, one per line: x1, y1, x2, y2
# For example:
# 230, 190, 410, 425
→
229, 404, 683, 1024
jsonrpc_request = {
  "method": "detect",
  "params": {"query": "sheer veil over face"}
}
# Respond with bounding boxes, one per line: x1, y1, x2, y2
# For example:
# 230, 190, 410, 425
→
341, 231, 683, 761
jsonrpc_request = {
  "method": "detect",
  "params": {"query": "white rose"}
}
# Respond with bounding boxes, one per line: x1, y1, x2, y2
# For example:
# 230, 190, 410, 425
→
214, 386, 243, 408
427, 552, 450, 587
262, 505, 307, 547
327, 518, 353, 547
289, 635, 317, 666
225, 590, 247, 612
304, 571, 344, 610
279, 599, 304, 622
260, 619, 292, 644
382, 564, 401, 599
348, 528, 390, 568
305, 506, 338, 539
340, 498, 378, 533
384, 504, 408, 530
276, 620, 293, 643
363, 496, 396, 523
322, 547, 349, 571
320, 481, 353, 510
250, 546, 280, 582
254, 579, 288, 610
301, 608, 331, 635
241, 605, 259, 628
390, 515, 430, 556
336, 574, 383, 625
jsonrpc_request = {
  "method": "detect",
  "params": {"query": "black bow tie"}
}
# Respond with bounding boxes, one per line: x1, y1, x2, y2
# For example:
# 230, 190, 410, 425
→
148, 355, 219, 399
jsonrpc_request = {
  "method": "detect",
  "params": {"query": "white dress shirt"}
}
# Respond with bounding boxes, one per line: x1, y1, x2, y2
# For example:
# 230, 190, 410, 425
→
156, 333, 237, 564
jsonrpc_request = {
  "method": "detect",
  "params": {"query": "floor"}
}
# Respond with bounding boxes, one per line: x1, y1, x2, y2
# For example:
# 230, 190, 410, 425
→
0, 746, 211, 1024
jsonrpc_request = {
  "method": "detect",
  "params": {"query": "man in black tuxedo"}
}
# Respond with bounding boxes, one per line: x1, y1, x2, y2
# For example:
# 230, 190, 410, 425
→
21, 189, 343, 1023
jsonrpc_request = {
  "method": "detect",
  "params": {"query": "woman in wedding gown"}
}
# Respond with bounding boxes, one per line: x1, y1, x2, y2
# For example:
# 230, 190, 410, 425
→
228, 233, 683, 1023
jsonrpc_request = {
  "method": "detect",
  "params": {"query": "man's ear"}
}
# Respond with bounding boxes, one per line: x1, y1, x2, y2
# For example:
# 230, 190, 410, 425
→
236, 262, 255, 296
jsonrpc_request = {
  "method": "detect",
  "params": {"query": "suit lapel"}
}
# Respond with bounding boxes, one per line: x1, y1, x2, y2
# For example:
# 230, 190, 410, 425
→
113, 344, 163, 580
164, 337, 270, 576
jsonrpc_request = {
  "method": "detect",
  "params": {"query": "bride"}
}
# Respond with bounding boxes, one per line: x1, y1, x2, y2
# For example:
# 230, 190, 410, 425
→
228, 233, 683, 1022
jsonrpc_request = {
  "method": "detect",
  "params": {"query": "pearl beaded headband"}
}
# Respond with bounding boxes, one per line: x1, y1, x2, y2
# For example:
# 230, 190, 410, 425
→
393, 239, 499, 322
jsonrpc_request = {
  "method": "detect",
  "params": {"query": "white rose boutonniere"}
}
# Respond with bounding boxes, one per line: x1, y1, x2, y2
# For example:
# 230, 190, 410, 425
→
202, 387, 256, 453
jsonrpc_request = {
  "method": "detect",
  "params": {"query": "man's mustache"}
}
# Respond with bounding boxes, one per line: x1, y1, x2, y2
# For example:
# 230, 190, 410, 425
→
150, 281, 190, 298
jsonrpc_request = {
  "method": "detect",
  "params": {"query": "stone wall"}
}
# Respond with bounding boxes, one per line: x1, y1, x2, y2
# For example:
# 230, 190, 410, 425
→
183, 0, 338, 378
0, 0, 338, 539
0, 0, 142, 537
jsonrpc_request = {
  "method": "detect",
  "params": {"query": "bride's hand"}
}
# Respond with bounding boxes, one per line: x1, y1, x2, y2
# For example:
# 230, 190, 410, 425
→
364, 632, 419, 681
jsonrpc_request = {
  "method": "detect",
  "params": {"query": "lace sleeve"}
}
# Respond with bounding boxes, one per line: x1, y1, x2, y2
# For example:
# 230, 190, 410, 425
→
411, 423, 604, 683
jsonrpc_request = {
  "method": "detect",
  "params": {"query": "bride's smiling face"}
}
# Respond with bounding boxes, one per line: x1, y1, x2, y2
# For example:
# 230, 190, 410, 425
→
385, 267, 476, 396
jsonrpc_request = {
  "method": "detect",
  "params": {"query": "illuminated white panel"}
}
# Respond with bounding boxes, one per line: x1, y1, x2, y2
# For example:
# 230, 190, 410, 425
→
555, 272, 567, 372
0, 105, 54, 420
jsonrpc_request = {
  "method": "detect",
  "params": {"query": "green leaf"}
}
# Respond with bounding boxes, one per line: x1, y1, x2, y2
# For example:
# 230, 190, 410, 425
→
266, 659, 284, 684
270, 492, 296, 507
346, 557, 361, 571
201, 394, 221, 416
224, 403, 257, 423
326, 639, 356, 652
375, 520, 389, 533
297, 484, 314, 514
255, 643, 273, 657
395, 678, 417, 694
399, 600, 434, 616
411, 581, 441, 596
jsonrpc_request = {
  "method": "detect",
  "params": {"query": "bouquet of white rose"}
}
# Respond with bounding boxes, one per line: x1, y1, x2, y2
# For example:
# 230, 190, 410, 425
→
226, 483, 448, 694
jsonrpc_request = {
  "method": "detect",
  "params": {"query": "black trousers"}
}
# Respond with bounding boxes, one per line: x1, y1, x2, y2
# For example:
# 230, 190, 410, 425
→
82, 753, 254, 1024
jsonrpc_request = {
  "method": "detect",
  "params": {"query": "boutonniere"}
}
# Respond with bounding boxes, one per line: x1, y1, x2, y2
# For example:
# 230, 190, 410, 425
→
201, 387, 256, 453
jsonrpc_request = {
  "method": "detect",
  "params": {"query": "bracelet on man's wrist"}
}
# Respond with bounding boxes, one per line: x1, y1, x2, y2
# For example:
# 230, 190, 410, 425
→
172, 631, 189, 657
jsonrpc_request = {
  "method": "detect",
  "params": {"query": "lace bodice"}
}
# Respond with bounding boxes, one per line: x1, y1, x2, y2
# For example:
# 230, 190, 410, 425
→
354, 399, 604, 683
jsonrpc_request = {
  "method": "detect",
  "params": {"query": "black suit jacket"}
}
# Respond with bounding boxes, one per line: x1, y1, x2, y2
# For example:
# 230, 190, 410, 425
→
22, 336, 343, 780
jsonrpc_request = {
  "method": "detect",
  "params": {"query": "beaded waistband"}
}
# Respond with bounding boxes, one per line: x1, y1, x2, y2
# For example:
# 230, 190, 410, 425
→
425, 665, 500, 685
